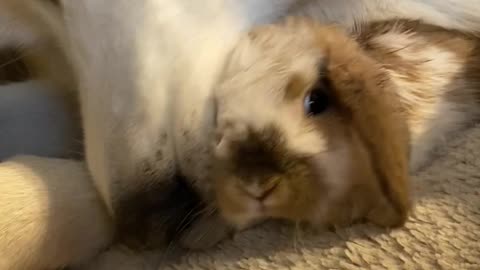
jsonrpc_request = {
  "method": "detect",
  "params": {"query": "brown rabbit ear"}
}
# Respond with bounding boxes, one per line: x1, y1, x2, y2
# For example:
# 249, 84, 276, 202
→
321, 31, 411, 227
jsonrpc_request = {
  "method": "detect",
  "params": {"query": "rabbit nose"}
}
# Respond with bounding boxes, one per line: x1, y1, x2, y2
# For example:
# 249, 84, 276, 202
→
242, 181, 279, 201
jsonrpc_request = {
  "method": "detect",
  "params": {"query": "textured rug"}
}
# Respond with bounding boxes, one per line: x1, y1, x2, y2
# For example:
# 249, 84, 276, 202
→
79, 124, 480, 270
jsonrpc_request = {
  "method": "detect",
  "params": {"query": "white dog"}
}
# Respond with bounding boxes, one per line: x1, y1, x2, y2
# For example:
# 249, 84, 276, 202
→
1, 0, 480, 269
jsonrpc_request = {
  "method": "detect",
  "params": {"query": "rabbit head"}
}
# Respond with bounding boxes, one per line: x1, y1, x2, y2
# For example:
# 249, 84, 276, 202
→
211, 18, 411, 230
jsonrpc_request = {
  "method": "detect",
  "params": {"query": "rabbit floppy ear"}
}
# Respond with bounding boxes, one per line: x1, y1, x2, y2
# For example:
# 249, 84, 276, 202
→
321, 30, 411, 227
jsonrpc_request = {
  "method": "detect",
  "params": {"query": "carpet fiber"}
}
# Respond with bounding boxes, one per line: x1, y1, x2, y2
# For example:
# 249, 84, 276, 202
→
80, 125, 480, 270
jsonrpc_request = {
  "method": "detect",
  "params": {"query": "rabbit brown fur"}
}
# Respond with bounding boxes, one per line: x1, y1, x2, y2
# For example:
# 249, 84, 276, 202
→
2, 0, 480, 266
212, 18, 480, 230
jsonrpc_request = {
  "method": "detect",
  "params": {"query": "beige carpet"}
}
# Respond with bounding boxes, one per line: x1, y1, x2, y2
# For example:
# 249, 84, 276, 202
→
79, 125, 480, 270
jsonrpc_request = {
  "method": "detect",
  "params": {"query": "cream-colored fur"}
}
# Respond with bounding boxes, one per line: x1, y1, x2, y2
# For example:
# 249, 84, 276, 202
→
0, 156, 112, 270
1, 0, 480, 269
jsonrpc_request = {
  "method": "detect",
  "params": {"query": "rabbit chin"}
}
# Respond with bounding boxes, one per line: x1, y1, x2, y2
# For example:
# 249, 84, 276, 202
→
215, 185, 296, 229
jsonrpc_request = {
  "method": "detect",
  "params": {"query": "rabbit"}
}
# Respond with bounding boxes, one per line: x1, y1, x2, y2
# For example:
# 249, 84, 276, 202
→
210, 17, 480, 232
2, 0, 480, 266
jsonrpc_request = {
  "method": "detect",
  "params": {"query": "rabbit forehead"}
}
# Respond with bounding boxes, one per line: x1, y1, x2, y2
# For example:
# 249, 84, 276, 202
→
225, 24, 323, 83
215, 30, 329, 155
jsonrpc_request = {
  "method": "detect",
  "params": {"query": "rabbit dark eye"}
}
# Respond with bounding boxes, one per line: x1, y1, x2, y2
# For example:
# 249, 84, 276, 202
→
304, 86, 329, 116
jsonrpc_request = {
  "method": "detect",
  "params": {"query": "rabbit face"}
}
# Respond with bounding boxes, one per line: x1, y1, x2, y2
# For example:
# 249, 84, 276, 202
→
212, 18, 411, 229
